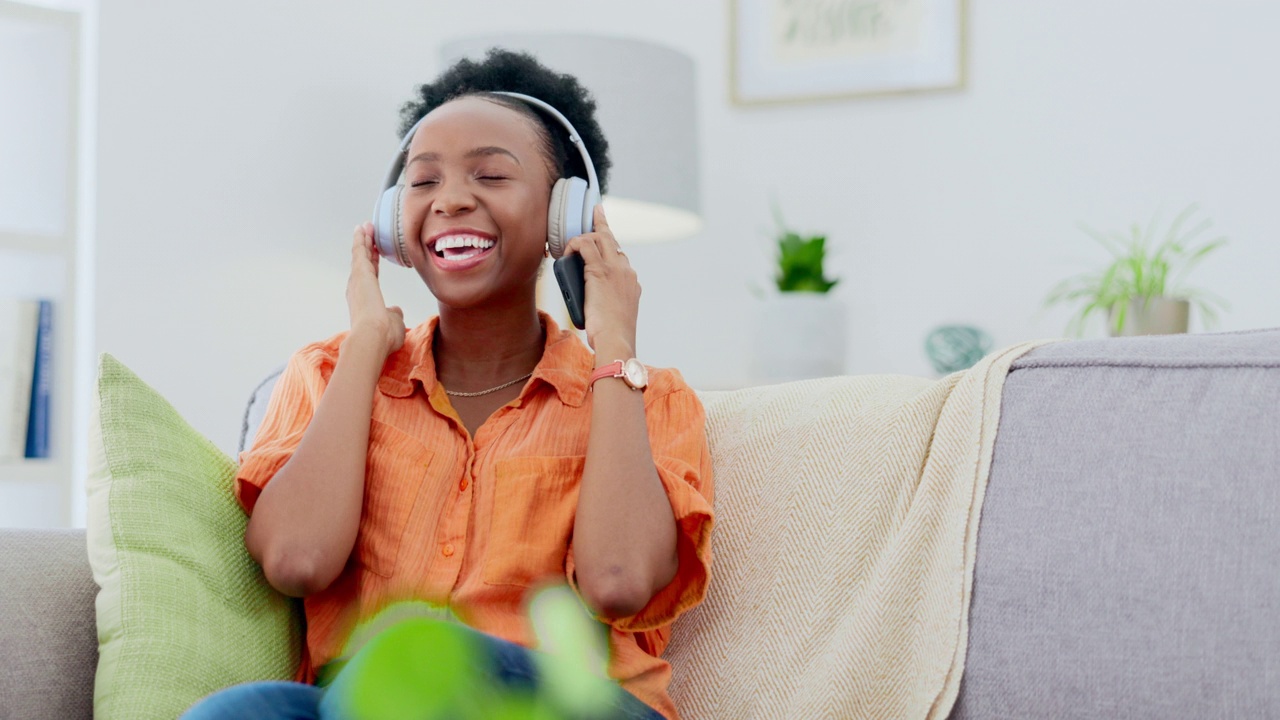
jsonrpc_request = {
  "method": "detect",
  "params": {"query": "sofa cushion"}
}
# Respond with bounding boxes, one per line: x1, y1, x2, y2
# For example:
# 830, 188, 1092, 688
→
0, 529, 97, 720
86, 353, 303, 720
952, 328, 1280, 718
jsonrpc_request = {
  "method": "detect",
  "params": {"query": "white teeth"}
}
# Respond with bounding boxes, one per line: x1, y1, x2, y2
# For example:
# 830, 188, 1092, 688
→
433, 235, 495, 252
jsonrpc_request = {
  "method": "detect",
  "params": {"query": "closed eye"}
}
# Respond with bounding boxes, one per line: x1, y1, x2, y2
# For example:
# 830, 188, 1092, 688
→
409, 180, 437, 188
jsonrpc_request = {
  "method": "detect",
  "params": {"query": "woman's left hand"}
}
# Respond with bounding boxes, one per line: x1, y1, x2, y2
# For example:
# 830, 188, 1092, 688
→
562, 204, 641, 356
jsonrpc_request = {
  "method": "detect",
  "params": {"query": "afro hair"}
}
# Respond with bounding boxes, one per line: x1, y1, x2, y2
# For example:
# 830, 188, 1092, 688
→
398, 48, 612, 194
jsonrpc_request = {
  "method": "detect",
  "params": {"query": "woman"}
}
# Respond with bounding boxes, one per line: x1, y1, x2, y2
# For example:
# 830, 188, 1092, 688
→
183, 49, 714, 719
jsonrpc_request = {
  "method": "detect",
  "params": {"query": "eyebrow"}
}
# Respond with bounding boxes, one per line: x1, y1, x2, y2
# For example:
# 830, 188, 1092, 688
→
405, 146, 521, 168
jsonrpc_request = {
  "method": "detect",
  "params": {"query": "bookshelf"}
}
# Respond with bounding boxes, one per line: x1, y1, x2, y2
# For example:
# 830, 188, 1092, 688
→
0, 1, 85, 528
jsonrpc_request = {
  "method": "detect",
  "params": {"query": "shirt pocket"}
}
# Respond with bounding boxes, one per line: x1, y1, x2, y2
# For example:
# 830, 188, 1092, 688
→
483, 455, 584, 588
357, 419, 432, 578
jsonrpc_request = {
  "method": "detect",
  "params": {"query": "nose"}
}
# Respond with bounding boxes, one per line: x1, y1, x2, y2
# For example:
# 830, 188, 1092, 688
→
432, 178, 475, 217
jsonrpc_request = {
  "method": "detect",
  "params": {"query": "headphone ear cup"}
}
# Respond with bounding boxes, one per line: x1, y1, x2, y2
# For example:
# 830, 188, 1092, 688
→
546, 176, 589, 259
393, 185, 410, 268
373, 185, 411, 267
546, 178, 569, 259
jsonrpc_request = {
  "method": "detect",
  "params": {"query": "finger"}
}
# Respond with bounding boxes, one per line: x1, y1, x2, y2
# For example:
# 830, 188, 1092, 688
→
354, 224, 377, 248
352, 225, 370, 262
581, 232, 624, 260
591, 233, 627, 266
597, 218, 627, 262
592, 203, 609, 233
564, 235, 606, 268
588, 205, 620, 250
366, 230, 381, 276
591, 232, 627, 262
352, 225, 384, 283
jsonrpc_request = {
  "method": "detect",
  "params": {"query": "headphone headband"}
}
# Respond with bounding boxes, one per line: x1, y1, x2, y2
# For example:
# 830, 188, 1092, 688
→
381, 91, 600, 194
373, 90, 601, 271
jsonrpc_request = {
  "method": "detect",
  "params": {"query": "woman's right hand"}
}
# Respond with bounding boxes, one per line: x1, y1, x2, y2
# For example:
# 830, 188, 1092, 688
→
347, 222, 406, 358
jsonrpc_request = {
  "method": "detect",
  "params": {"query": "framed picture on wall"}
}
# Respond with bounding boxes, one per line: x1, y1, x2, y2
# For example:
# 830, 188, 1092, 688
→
730, 0, 967, 105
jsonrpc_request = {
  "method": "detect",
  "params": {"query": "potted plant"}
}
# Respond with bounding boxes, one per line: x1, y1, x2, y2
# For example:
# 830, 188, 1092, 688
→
1044, 204, 1229, 336
750, 214, 845, 383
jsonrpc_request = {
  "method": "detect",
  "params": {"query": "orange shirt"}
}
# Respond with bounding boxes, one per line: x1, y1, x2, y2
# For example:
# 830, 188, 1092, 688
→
235, 313, 714, 719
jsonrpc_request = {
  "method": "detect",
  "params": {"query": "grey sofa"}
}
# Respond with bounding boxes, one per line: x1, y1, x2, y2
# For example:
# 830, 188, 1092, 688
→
3, 328, 1278, 719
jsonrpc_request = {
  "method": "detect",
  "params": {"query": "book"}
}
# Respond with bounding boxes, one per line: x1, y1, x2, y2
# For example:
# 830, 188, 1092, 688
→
0, 299, 40, 462
25, 300, 53, 459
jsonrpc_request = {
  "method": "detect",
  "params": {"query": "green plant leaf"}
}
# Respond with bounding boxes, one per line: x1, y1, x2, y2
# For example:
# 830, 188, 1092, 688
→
1163, 203, 1200, 248
1078, 222, 1126, 257
1171, 217, 1213, 253
1169, 235, 1228, 289
1111, 300, 1128, 335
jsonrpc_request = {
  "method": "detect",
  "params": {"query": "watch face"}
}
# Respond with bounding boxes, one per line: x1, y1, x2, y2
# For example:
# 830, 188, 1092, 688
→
623, 358, 648, 388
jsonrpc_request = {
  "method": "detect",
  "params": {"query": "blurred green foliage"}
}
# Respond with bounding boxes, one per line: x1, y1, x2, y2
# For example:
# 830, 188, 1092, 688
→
1044, 204, 1229, 336
773, 219, 839, 293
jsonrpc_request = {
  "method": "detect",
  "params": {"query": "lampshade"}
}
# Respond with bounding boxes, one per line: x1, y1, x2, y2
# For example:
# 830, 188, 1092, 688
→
439, 34, 701, 244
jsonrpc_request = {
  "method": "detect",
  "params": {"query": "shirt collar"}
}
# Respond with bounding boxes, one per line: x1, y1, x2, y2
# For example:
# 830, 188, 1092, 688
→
376, 312, 592, 407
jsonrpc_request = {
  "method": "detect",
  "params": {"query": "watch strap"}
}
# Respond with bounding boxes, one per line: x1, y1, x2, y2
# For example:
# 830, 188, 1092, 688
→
589, 360, 625, 388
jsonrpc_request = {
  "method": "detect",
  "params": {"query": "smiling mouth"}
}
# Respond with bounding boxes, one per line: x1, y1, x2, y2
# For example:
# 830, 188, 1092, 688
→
430, 234, 496, 262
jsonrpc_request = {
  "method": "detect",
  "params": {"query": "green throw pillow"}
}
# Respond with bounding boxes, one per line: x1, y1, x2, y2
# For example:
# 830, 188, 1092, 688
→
86, 353, 303, 719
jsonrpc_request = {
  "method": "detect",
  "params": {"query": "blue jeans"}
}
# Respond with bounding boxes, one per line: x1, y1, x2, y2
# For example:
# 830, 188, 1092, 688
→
181, 620, 663, 720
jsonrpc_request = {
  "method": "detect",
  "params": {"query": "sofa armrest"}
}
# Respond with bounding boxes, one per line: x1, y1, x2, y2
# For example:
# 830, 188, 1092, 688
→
238, 364, 285, 455
0, 529, 96, 720
952, 328, 1280, 718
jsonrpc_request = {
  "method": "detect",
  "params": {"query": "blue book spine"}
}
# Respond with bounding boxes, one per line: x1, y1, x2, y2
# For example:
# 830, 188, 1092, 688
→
24, 300, 53, 459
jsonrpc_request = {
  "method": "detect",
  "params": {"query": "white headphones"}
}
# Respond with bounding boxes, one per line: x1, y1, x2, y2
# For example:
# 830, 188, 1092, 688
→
371, 91, 601, 268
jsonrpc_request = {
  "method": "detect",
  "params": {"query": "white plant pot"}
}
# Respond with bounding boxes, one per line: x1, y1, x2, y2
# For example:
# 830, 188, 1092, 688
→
1109, 297, 1191, 336
750, 294, 847, 383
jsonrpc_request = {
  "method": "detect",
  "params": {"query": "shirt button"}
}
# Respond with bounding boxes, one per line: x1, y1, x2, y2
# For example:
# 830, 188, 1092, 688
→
459, 478, 469, 491
442, 544, 455, 558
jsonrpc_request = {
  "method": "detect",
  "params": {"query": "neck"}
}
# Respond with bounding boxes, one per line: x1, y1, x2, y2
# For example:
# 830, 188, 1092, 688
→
433, 301, 545, 392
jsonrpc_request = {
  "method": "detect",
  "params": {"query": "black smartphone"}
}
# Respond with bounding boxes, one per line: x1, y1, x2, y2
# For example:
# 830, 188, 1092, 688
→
552, 253, 587, 330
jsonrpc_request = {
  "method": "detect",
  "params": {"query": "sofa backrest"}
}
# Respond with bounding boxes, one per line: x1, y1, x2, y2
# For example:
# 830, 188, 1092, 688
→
0, 529, 97, 720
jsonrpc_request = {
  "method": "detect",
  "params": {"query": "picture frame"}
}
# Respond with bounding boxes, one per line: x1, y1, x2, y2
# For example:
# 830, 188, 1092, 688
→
730, 0, 967, 105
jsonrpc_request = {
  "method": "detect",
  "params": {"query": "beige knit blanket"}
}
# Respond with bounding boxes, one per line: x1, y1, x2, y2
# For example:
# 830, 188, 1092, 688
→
667, 341, 1049, 719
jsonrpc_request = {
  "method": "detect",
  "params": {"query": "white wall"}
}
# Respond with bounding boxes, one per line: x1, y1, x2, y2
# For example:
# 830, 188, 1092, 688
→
97, 0, 1280, 456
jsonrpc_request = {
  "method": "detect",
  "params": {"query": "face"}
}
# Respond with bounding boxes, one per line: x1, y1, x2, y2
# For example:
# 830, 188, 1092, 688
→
398, 96, 556, 311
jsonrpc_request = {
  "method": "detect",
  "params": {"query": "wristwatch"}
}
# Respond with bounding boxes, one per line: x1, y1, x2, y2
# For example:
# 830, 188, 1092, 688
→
589, 358, 648, 391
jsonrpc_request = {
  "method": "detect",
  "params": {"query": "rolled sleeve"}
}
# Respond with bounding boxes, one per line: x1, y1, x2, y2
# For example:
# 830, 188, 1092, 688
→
567, 384, 715, 636
234, 346, 331, 515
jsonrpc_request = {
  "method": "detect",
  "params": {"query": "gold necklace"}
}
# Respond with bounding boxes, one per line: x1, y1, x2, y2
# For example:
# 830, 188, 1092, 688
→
444, 372, 534, 398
